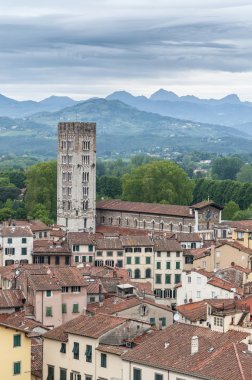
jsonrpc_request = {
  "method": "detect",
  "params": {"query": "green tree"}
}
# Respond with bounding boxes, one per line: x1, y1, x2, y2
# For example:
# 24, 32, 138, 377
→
25, 160, 57, 222
212, 157, 243, 180
236, 164, 252, 183
222, 201, 240, 220
0, 207, 13, 221
122, 160, 194, 205
97, 176, 122, 198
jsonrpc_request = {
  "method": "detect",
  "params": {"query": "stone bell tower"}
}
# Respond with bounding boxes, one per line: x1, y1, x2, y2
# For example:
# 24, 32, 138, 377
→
57, 122, 96, 232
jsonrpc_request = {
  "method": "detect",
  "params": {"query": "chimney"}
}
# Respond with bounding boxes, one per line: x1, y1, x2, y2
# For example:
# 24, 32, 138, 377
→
191, 336, 199, 355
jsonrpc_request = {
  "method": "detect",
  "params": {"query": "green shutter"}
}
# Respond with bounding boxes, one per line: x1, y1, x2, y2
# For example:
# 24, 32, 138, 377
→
13, 334, 21, 347
166, 262, 170, 269
73, 303, 79, 313
101, 353, 107, 368
127, 257, 131, 264
60, 369, 67, 380
46, 307, 53, 317
150, 317, 155, 326
165, 274, 171, 284
62, 304, 67, 313
13, 362, 21, 375
176, 262, 180, 269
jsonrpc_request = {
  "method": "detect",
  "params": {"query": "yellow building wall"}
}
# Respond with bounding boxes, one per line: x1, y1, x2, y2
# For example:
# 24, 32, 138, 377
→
0, 325, 31, 380
193, 244, 250, 271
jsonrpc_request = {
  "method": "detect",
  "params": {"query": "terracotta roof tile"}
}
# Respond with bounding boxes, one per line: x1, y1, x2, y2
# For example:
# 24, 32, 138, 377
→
96, 238, 123, 250
44, 314, 126, 341
207, 277, 243, 296
68, 232, 96, 245
1, 225, 33, 237
120, 235, 154, 247
176, 301, 207, 322
154, 239, 182, 252
97, 199, 193, 218
192, 200, 223, 210
122, 324, 250, 380
176, 233, 202, 242
0, 289, 25, 309
33, 240, 71, 255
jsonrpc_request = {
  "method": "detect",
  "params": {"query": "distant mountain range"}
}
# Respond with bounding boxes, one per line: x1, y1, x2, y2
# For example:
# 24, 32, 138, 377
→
1, 89, 252, 134
1, 97, 252, 158
106, 89, 252, 133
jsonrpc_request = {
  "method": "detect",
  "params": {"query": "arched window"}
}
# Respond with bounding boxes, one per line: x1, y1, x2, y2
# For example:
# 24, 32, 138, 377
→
160, 222, 164, 230
134, 219, 138, 228
143, 220, 146, 229
170, 222, 173, 232
134, 269, 141, 279
127, 269, 132, 278
179, 223, 183, 232
118, 217, 121, 226
152, 220, 155, 230
145, 268, 151, 278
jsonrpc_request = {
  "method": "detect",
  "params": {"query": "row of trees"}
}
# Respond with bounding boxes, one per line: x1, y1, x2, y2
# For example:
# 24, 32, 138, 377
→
2, 154, 252, 224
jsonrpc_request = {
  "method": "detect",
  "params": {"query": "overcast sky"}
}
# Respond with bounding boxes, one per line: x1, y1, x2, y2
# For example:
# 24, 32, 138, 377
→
0, 0, 252, 101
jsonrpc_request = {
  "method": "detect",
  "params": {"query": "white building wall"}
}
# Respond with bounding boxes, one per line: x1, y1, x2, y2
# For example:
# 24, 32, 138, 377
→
176, 272, 235, 306
1, 235, 33, 266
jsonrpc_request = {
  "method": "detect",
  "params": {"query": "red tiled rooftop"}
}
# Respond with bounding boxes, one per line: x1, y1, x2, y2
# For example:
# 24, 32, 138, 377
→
97, 199, 193, 218
44, 314, 126, 341
122, 324, 250, 380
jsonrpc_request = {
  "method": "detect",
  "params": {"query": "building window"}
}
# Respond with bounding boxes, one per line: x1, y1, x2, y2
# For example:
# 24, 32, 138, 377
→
13, 361, 21, 375
88, 245, 93, 252
73, 245, 80, 252
60, 368, 67, 380
62, 304, 67, 314
72, 342, 79, 360
7, 238, 12, 244
176, 252, 180, 257
214, 316, 223, 327
22, 238, 27, 244
150, 317, 156, 326
176, 262, 180, 270
196, 277, 201, 285
165, 274, 171, 284
203, 261, 207, 268
96, 251, 102, 257
134, 269, 141, 279
188, 276, 191, 283
166, 261, 171, 269
125, 247, 133, 253
83, 140, 90, 150
60, 343, 66, 353
197, 291, 201, 298
82, 155, 90, 165
46, 290, 52, 297
107, 251, 113, 257
155, 374, 163, 380
5, 247, 15, 255
155, 274, 162, 284
83, 172, 89, 182
55, 256, 60, 265
46, 307, 53, 317
156, 262, 161, 270
157, 252, 161, 258
117, 251, 123, 256
185, 256, 193, 264
62, 287, 68, 293
127, 257, 131, 265
83, 186, 89, 197
191, 242, 196, 248
145, 268, 151, 278
134, 247, 141, 253
75, 256, 80, 263
146, 257, 151, 264
160, 317, 166, 327
13, 334, 21, 347
135, 257, 140, 264
47, 365, 54, 380
85, 345, 92, 362
117, 260, 123, 268
175, 274, 181, 284
145, 247, 152, 252
133, 368, 142, 380
101, 353, 107, 368
85, 376, 92, 380
73, 304, 79, 313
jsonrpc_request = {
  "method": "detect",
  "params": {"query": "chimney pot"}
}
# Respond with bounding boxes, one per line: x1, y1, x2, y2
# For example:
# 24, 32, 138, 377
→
191, 335, 199, 355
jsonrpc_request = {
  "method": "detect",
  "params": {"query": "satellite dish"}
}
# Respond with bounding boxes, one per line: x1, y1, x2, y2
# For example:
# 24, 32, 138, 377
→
173, 313, 180, 322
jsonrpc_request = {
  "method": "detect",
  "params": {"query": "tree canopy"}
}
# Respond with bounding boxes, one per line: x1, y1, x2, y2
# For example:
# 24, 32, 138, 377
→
122, 160, 194, 205
212, 157, 243, 180
236, 164, 252, 183
25, 160, 57, 223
